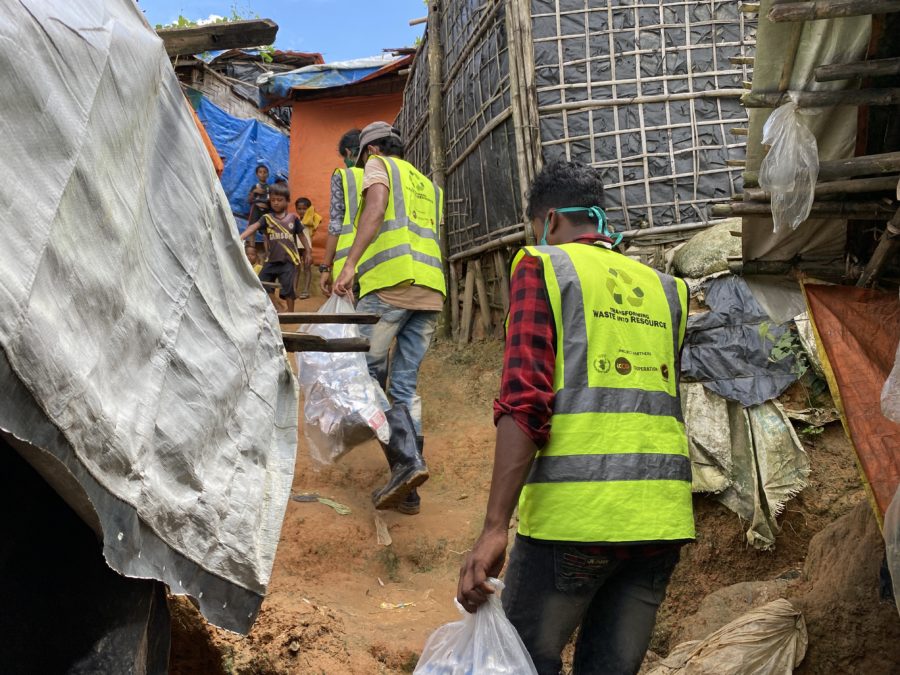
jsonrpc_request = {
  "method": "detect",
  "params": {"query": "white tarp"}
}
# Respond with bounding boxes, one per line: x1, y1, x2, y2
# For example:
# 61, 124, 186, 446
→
0, 0, 297, 633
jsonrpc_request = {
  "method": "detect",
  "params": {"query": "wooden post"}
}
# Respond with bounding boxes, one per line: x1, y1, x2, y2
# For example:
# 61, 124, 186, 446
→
857, 211, 900, 287
815, 56, 900, 82
711, 201, 895, 219
459, 262, 476, 346
426, 1, 451, 339
818, 151, 900, 180
449, 260, 460, 338
768, 0, 900, 23
473, 259, 492, 338
742, 175, 900, 201
158, 19, 278, 57
742, 88, 900, 109
495, 249, 511, 316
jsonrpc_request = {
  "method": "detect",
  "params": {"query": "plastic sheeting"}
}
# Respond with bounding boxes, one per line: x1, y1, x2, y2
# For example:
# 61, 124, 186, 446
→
0, 0, 297, 633
804, 284, 900, 518
681, 383, 810, 550
884, 290, 900, 423
682, 276, 799, 407
647, 599, 807, 675
886, 486, 900, 617
742, 9, 871, 266
191, 94, 289, 227
260, 55, 403, 99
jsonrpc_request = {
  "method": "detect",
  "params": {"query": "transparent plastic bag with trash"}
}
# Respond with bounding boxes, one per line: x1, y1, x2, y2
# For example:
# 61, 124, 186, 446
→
759, 99, 819, 233
296, 295, 390, 465
414, 578, 537, 675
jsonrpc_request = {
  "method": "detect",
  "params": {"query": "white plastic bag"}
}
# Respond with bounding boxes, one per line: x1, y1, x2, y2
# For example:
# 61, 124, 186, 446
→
882, 290, 900, 423
759, 100, 819, 232
296, 295, 390, 465
414, 578, 537, 675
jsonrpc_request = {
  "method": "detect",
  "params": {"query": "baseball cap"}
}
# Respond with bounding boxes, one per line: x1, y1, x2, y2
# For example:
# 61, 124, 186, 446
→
355, 121, 403, 167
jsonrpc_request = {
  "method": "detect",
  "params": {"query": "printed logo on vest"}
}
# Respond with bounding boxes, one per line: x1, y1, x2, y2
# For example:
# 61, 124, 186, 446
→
606, 267, 645, 308
615, 357, 632, 376
660, 364, 670, 380
593, 354, 611, 374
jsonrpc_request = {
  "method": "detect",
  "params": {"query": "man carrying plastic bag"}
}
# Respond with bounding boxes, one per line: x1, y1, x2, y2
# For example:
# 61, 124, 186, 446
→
455, 162, 694, 674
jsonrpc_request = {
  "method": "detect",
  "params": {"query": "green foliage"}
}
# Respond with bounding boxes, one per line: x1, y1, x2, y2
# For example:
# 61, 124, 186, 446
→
800, 425, 825, 436
758, 321, 809, 378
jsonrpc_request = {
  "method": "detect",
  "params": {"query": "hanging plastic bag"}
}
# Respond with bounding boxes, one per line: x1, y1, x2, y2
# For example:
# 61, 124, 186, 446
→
296, 295, 390, 465
414, 578, 537, 675
759, 100, 819, 232
882, 290, 900, 423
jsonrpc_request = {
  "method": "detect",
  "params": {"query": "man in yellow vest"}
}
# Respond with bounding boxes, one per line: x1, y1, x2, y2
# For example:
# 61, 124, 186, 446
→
456, 161, 693, 674
333, 122, 445, 515
320, 129, 364, 296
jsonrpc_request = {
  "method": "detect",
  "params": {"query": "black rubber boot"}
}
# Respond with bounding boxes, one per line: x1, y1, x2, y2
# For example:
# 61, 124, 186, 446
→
395, 436, 424, 515
372, 405, 429, 510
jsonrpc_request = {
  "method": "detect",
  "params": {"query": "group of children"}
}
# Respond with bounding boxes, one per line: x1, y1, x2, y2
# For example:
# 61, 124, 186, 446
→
241, 163, 322, 311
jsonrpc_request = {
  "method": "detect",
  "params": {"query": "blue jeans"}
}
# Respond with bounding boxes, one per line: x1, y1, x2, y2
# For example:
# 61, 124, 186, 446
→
356, 293, 439, 435
502, 536, 680, 675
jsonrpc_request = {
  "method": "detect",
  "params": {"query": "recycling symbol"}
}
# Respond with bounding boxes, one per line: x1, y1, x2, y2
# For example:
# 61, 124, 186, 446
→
606, 267, 645, 307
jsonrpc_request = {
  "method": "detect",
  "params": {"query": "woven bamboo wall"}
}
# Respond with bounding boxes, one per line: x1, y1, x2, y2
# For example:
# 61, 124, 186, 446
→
532, 0, 756, 229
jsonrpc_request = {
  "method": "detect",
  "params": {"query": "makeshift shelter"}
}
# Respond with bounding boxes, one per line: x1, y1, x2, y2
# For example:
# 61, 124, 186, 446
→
259, 53, 414, 261
187, 91, 290, 231
399, 0, 757, 341
0, 0, 297, 661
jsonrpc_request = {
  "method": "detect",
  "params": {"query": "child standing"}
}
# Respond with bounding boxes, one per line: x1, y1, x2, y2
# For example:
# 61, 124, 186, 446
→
240, 183, 311, 312
294, 197, 321, 299
245, 245, 262, 275
247, 164, 271, 226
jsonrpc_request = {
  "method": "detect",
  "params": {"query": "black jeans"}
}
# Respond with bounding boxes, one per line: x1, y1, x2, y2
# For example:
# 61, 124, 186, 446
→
502, 535, 679, 675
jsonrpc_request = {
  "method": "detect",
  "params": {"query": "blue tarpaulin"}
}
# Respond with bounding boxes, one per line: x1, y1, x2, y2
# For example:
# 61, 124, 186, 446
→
192, 94, 289, 231
259, 55, 402, 102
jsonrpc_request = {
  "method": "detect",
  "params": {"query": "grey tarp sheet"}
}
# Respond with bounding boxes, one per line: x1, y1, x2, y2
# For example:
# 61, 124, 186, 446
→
681, 383, 810, 550
682, 276, 798, 407
0, 0, 297, 633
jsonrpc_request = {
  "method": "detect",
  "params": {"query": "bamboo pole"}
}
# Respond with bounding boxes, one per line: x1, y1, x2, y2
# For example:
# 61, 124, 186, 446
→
449, 259, 460, 338
539, 88, 745, 114
459, 262, 476, 346
278, 312, 379, 324
857, 210, 900, 287
711, 201, 895, 218
818, 151, 900, 180
473, 259, 492, 338
743, 175, 899, 201
768, 0, 900, 23
815, 56, 900, 82
494, 249, 511, 316
426, 1, 450, 339
445, 109, 513, 174
742, 88, 900, 108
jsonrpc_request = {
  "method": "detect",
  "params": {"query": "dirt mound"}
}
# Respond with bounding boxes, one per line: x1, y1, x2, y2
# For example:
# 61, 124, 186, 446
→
793, 501, 900, 674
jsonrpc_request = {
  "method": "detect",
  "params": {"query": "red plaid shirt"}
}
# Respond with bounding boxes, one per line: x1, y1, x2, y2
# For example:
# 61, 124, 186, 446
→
494, 234, 683, 556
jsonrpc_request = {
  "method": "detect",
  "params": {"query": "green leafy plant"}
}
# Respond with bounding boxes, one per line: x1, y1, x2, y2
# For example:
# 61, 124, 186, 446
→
758, 321, 809, 378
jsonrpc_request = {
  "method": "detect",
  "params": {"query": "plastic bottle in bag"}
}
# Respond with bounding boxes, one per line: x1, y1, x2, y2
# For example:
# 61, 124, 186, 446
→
414, 579, 537, 675
758, 100, 819, 233
296, 295, 390, 465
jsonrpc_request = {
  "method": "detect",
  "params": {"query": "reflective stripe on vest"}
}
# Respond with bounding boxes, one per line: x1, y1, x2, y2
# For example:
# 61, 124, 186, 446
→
333, 167, 363, 278
515, 243, 694, 545
356, 156, 446, 298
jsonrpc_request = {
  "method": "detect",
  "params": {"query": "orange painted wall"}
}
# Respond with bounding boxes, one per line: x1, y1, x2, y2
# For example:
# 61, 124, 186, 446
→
288, 92, 403, 264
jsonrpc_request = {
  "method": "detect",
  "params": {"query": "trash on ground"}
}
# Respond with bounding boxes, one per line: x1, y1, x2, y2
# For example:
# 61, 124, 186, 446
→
646, 599, 807, 674
374, 513, 392, 546
380, 602, 416, 610
672, 218, 742, 278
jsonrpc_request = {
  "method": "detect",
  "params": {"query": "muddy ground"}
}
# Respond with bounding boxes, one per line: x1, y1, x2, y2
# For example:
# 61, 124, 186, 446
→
170, 311, 899, 674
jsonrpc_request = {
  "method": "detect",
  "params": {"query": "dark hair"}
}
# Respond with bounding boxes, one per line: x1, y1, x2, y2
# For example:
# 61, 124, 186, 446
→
256, 163, 269, 173
525, 160, 605, 225
367, 135, 404, 159
269, 182, 290, 200
338, 129, 361, 158
295, 197, 311, 208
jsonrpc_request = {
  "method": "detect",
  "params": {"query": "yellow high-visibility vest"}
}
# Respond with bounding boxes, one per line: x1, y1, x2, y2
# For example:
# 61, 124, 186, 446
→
332, 167, 364, 278
514, 243, 694, 544
355, 156, 445, 299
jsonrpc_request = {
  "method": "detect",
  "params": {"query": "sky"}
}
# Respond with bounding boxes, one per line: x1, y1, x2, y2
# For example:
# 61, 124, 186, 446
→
138, 0, 427, 62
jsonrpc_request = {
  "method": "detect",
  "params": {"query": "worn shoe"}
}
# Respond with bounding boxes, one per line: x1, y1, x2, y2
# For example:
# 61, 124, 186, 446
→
373, 406, 429, 510
394, 435, 426, 515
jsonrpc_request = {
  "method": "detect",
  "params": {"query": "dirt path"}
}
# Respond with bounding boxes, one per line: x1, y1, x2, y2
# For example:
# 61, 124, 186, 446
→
170, 295, 888, 673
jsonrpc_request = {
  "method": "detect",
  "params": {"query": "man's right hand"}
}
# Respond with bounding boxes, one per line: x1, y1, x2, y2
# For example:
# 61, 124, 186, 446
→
456, 527, 508, 614
319, 271, 333, 296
